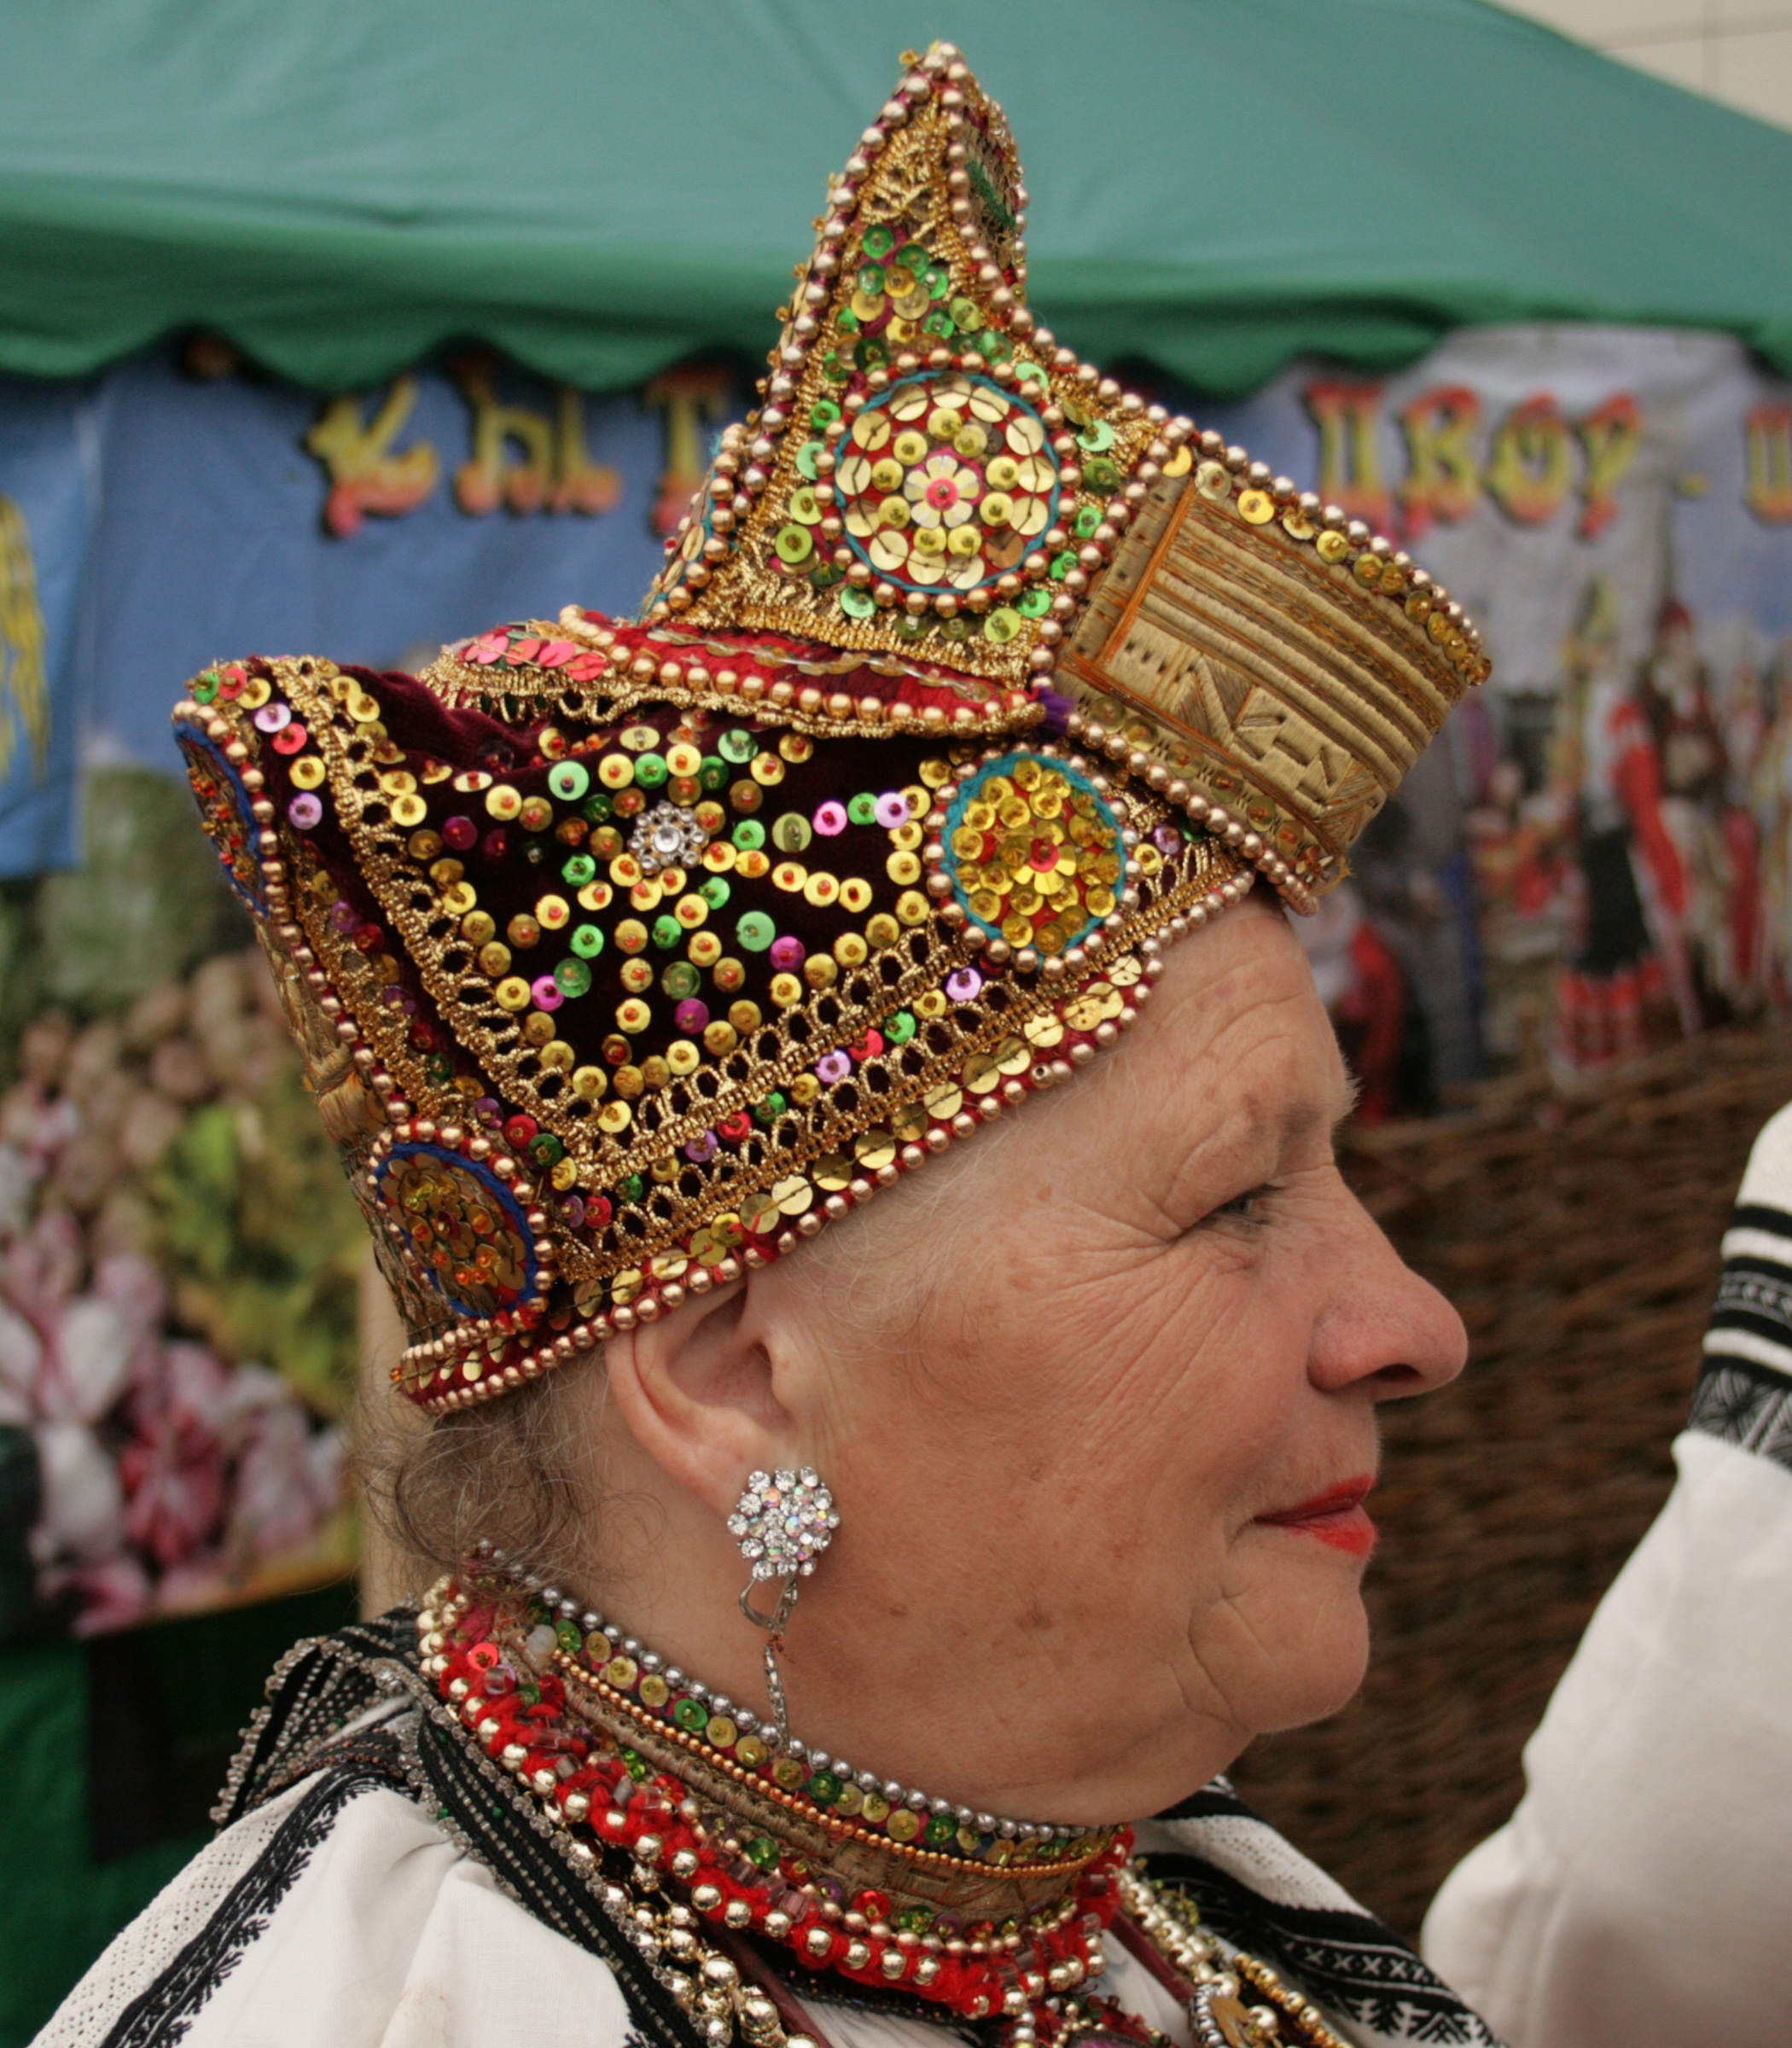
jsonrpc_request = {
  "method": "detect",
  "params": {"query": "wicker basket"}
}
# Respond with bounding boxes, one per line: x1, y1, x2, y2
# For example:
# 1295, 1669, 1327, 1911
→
1228, 1023, 1792, 1938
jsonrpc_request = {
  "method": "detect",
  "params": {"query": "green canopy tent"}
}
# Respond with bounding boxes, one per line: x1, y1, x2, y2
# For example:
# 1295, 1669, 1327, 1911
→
1, 0, 1790, 401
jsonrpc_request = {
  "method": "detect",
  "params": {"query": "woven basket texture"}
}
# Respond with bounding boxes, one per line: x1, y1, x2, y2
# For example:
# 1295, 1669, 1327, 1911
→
1227, 1024, 1792, 1939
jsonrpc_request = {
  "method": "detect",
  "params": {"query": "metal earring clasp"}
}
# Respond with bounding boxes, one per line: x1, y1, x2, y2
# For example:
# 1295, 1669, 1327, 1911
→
728, 1466, 838, 1746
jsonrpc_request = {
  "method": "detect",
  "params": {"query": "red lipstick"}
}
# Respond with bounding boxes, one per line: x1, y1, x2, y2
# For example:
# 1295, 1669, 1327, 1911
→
1255, 1475, 1378, 1557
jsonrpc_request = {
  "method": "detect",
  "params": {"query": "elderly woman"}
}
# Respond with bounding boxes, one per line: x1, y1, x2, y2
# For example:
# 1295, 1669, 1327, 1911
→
37, 46, 1504, 2048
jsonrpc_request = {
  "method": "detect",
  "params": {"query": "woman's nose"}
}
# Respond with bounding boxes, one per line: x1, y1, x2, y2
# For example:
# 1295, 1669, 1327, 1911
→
1307, 1190, 1468, 1401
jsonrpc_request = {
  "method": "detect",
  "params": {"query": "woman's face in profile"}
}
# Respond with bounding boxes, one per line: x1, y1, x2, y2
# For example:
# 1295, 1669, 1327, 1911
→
765, 894, 1468, 1823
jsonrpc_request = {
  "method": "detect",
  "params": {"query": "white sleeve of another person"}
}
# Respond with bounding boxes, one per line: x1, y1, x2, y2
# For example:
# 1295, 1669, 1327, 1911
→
1420, 1100, 1792, 2048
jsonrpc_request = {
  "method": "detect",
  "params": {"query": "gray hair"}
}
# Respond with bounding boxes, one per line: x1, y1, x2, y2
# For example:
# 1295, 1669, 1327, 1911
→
358, 1359, 602, 1599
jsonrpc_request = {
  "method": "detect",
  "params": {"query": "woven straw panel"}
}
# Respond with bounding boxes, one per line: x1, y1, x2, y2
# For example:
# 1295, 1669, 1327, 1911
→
1228, 1025, 1792, 1939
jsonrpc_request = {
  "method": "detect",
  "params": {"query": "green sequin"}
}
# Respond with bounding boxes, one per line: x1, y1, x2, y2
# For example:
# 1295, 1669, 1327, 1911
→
561, 852, 597, 886
570, 923, 604, 959
671, 1696, 709, 1733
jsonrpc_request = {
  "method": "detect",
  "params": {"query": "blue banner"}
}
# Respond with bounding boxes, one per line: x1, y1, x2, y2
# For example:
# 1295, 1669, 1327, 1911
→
0, 375, 98, 874
0, 347, 736, 876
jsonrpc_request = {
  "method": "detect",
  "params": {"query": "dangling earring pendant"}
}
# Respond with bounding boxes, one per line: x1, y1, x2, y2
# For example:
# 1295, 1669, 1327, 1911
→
728, 1466, 838, 1747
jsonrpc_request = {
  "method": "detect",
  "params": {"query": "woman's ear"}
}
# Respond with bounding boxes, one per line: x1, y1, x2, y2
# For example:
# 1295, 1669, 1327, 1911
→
602, 1281, 800, 1518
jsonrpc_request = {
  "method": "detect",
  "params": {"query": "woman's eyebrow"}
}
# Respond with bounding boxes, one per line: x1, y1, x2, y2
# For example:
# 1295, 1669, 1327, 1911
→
1271, 1077, 1360, 1161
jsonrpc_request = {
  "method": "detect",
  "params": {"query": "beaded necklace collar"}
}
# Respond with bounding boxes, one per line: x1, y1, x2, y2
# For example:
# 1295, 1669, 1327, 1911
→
417, 1566, 1347, 2048
472, 1541, 1106, 1866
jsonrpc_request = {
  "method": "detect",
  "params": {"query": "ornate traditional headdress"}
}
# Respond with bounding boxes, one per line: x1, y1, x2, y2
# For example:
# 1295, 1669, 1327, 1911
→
175, 44, 1484, 1411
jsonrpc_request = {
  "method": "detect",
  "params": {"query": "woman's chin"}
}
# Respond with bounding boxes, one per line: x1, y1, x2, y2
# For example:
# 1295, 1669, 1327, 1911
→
1231, 1574, 1373, 1736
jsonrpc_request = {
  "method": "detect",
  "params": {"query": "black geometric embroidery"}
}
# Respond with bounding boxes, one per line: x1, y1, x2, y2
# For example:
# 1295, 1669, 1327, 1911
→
1713, 1261, 1792, 1337
1690, 1355, 1792, 1472
98, 1756, 404, 2048
1142, 1850, 1501, 2045
206, 1619, 707, 2048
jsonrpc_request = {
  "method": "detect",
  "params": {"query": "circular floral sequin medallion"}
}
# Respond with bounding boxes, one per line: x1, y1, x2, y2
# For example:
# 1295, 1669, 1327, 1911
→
375, 1144, 538, 1318
834, 373, 1059, 596
941, 752, 1124, 957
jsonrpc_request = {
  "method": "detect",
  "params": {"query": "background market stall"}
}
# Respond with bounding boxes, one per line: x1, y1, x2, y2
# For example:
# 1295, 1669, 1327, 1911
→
3, 0, 1792, 2036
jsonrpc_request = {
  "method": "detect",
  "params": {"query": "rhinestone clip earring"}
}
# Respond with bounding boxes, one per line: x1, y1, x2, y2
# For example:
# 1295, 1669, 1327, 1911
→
728, 1466, 838, 1747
